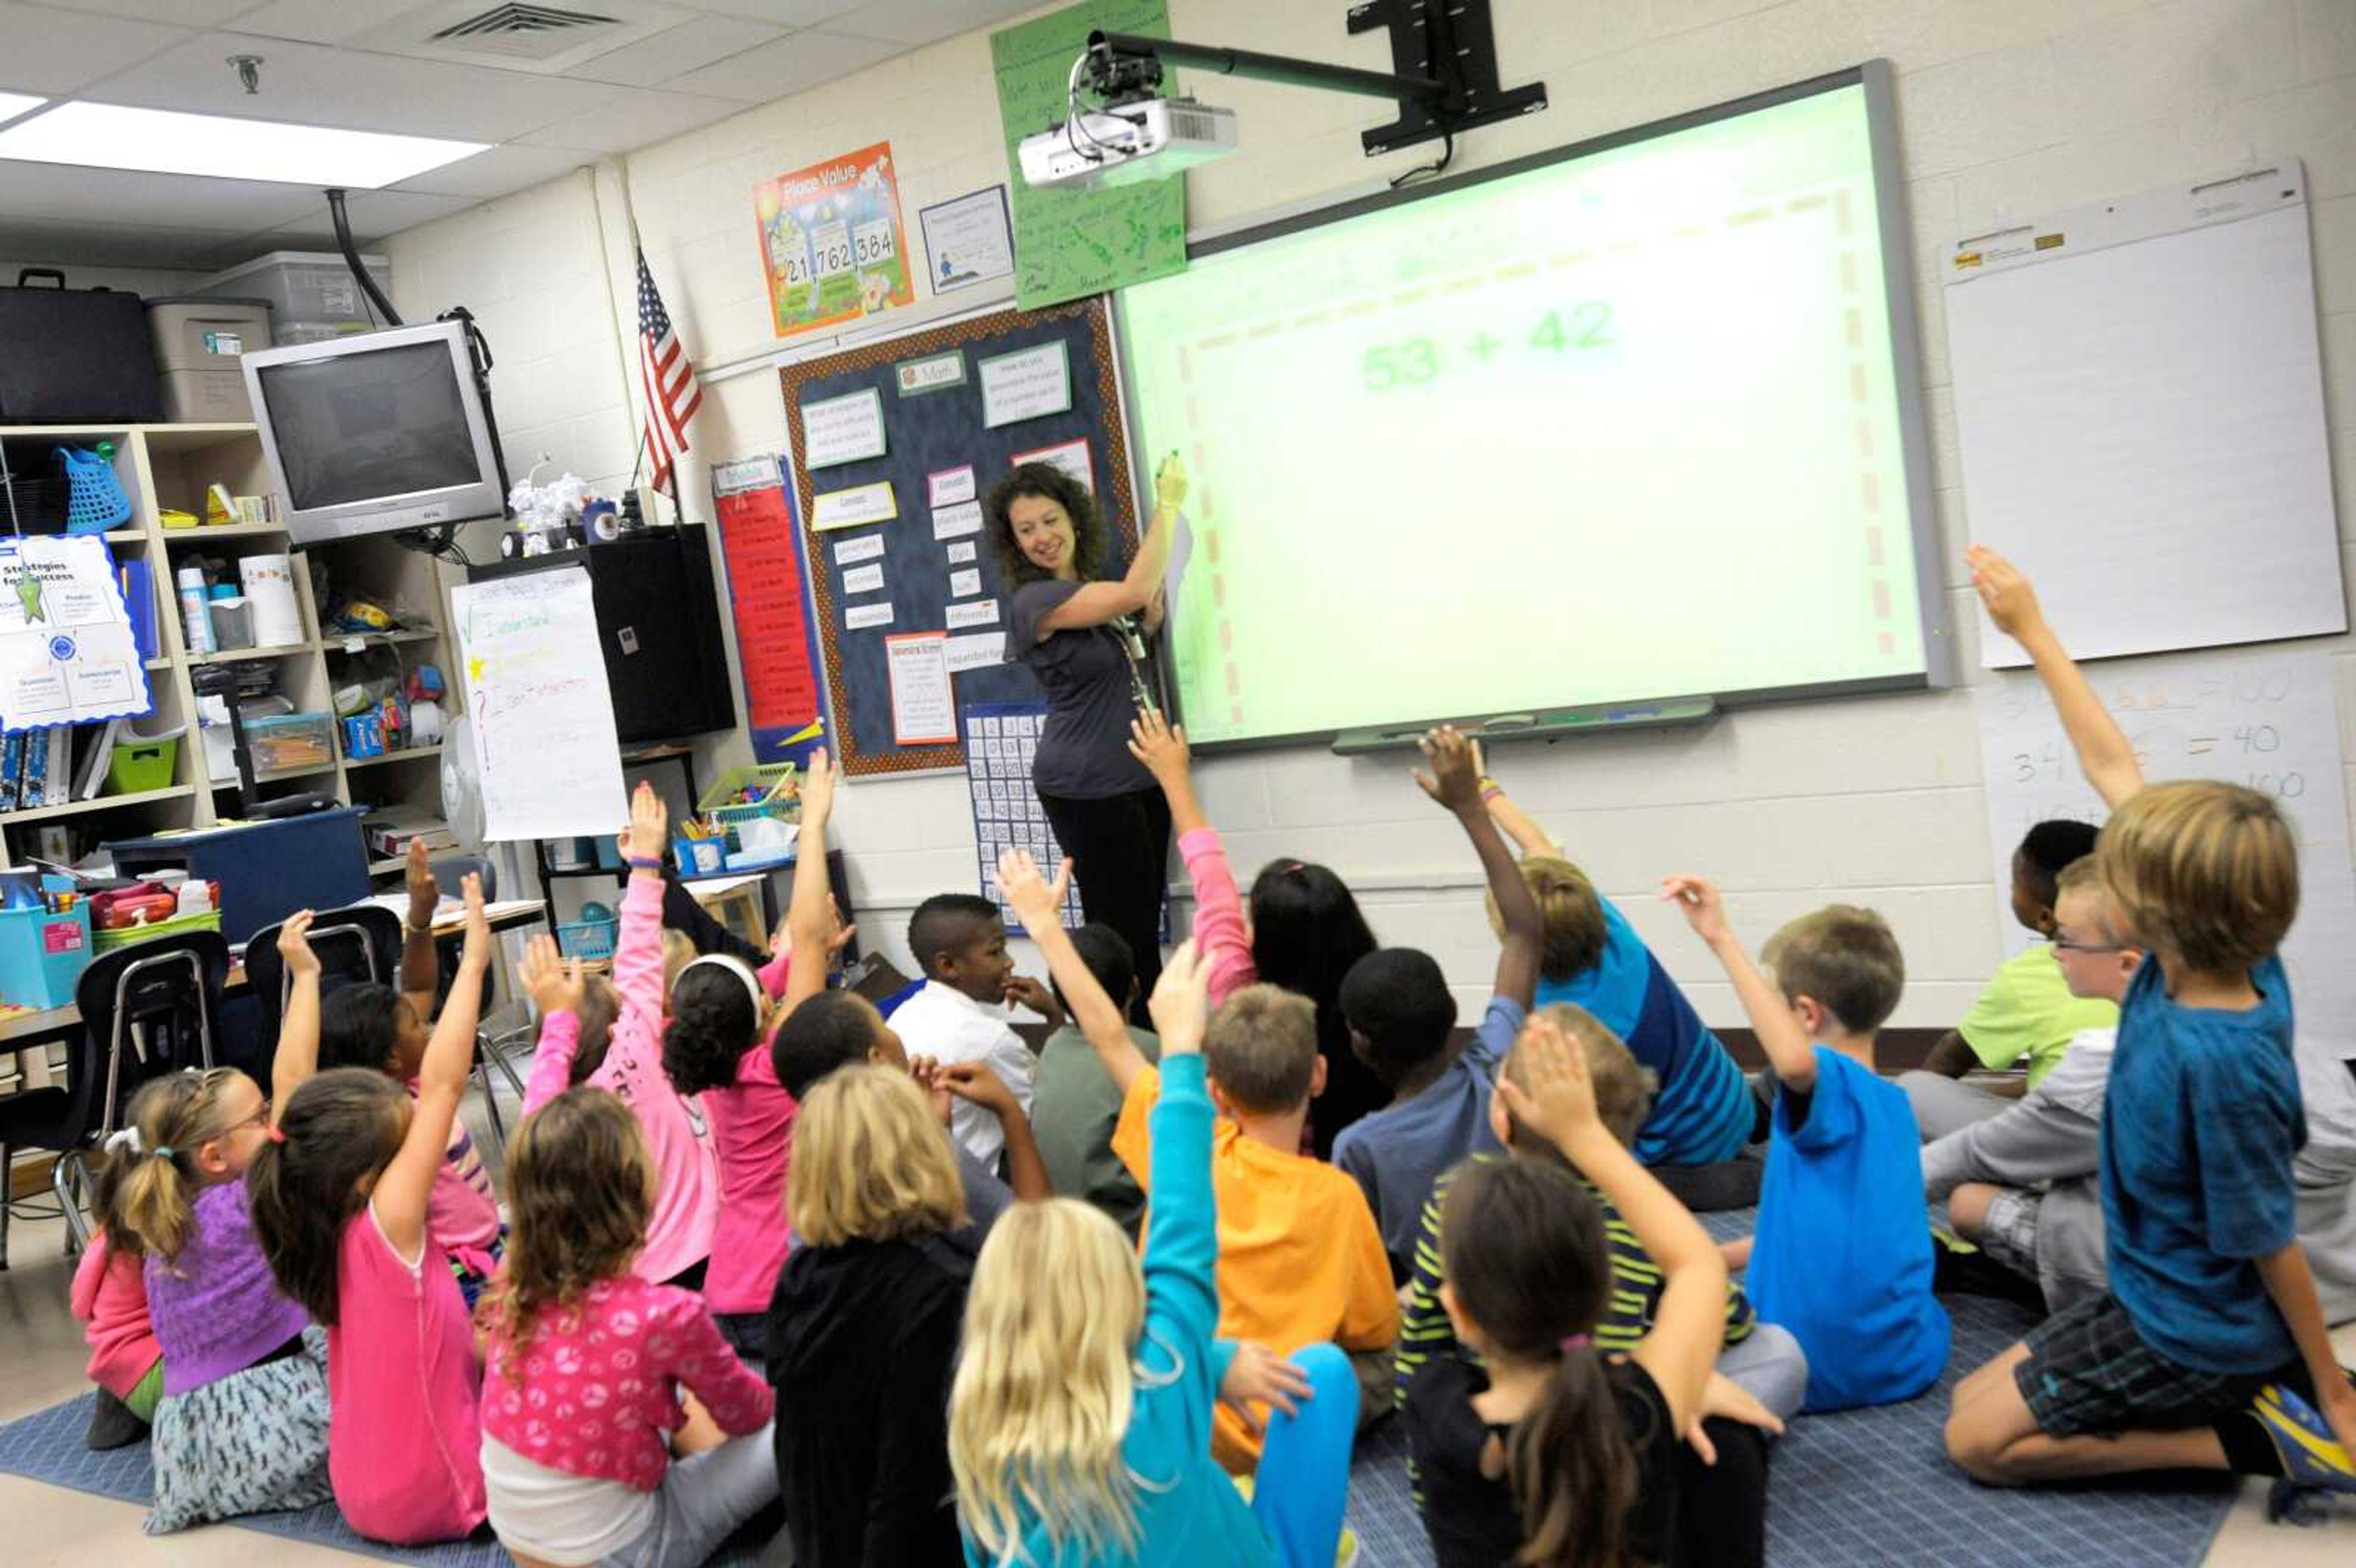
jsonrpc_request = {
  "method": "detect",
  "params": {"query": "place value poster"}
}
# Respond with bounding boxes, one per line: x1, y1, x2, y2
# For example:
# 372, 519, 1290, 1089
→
755, 141, 917, 339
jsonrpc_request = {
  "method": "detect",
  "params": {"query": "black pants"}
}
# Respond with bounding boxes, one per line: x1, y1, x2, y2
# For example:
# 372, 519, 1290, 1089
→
1037, 785, 1172, 1024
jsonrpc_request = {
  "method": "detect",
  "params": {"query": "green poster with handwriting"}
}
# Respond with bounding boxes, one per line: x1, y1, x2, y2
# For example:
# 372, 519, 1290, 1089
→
991, 0, 1187, 310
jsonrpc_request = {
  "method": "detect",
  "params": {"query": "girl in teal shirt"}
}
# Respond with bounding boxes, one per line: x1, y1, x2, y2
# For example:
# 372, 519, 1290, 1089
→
950, 931, 1358, 1568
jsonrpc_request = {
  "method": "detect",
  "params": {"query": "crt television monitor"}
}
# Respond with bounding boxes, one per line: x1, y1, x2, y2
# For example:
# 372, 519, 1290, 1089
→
242, 319, 504, 547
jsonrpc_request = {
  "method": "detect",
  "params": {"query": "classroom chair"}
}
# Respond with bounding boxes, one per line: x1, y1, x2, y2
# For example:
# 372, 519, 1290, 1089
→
242, 904, 405, 1098
1, 932, 229, 1269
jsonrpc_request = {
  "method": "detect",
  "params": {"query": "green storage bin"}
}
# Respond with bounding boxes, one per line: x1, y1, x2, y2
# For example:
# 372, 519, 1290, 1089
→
94, 907, 223, 952
108, 728, 182, 794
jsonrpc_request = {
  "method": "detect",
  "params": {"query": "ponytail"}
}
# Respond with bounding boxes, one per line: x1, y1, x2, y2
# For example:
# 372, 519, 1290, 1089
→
1439, 1158, 1635, 1568
109, 1069, 254, 1265
1511, 1342, 1636, 1568
247, 1068, 406, 1326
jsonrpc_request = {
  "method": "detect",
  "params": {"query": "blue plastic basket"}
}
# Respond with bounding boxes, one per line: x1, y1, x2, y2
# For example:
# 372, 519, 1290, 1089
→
57, 445, 131, 534
556, 915, 618, 961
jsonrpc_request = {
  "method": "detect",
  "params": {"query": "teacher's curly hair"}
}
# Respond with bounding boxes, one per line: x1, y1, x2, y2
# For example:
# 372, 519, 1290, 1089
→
984, 462, 1106, 588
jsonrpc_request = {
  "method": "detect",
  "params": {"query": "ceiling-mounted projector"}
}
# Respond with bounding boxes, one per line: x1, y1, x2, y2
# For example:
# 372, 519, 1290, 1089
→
1018, 97, 1239, 190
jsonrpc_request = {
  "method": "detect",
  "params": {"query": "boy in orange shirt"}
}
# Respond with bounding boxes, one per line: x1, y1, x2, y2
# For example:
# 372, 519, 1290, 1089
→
998, 847, 1399, 1474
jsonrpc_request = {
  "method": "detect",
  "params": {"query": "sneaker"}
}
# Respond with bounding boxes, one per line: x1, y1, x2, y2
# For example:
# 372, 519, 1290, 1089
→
2251, 1383, 2356, 1493
83, 1386, 149, 1450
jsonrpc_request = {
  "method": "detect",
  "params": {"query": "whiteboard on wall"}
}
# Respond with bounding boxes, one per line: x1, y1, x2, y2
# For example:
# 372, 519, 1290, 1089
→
451, 565, 629, 844
1974, 644, 2356, 1058
1946, 160, 2344, 667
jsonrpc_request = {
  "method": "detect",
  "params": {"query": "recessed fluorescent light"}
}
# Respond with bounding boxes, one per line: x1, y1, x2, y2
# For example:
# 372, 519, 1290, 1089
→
0, 93, 44, 127
0, 102, 487, 188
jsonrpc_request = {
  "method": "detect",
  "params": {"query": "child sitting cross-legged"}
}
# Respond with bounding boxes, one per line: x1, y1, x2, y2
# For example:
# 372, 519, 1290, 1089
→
951, 939, 1359, 1568
1396, 1004, 1810, 1433
1477, 762, 1762, 1208
1331, 723, 1542, 1283
249, 891, 495, 1545
478, 1086, 778, 1567
1942, 545, 2356, 1496
71, 1128, 166, 1450
1402, 1014, 1782, 1568
891, 887, 1064, 1170
1663, 876, 1949, 1412
998, 846, 1398, 1475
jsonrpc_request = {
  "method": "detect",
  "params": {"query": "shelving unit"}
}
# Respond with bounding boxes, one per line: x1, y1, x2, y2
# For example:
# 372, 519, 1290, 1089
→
0, 421, 464, 873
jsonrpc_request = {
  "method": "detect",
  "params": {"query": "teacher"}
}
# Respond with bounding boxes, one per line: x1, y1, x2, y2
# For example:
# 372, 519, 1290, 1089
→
988, 453, 1186, 1018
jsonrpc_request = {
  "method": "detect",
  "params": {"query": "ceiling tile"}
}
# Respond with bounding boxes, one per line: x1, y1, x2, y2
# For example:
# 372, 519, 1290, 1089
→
826, 0, 1034, 48
0, 1, 190, 94
86, 29, 614, 141
672, 1, 862, 23
255, 185, 482, 246
560, 12, 789, 91
221, 1, 442, 47
389, 139, 587, 198
517, 82, 744, 153
0, 218, 258, 271
0, 158, 320, 229
656, 24, 895, 101
33, 0, 258, 26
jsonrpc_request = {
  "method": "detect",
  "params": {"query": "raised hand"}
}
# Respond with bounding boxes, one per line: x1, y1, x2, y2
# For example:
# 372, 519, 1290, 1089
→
1659, 873, 1731, 948
404, 837, 439, 927
1153, 450, 1188, 515
1412, 724, 1484, 815
798, 747, 839, 827
995, 847, 1071, 936
520, 932, 585, 1018
460, 872, 490, 965
277, 908, 320, 978
626, 780, 668, 863
1965, 544, 2046, 642
1495, 1012, 1603, 1154
1218, 1342, 1314, 1437
1126, 709, 1191, 786
1146, 938, 1209, 1056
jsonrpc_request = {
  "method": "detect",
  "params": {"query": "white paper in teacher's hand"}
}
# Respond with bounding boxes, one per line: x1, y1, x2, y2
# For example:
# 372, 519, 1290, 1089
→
453, 567, 628, 842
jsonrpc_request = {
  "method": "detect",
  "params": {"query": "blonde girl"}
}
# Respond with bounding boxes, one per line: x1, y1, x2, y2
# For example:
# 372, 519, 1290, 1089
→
766, 1061, 973, 1567
477, 1087, 777, 1567
102, 1063, 326, 1534
949, 940, 1357, 1568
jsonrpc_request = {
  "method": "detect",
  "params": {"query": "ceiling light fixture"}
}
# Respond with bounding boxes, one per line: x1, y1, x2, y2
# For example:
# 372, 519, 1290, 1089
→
0, 92, 44, 128
0, 102, 487, 188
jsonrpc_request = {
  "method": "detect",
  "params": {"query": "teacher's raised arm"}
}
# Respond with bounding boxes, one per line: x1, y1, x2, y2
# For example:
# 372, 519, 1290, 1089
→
985, 453, 1189, 1024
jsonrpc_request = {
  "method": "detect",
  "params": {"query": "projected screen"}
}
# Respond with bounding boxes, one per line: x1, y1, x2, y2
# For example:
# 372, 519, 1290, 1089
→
1117, 72, 1936, 747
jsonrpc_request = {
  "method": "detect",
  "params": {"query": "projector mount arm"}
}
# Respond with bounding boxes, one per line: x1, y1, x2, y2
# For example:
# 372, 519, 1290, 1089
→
1084, 29, 1447, 112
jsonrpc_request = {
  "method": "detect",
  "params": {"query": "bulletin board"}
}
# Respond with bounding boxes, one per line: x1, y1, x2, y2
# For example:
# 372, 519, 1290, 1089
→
780, 298, 1142, 776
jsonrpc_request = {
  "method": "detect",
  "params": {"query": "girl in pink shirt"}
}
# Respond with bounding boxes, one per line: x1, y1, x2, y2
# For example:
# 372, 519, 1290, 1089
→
248, 890, 495, 1547
658, 752, 845, 1353
479, 1083, 777, 1567
70, 1147, 163, 1448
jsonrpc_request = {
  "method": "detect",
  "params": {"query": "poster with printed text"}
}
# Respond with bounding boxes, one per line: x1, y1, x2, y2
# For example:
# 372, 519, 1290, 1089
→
0, 536, 152, 732
755, 140, 917, 339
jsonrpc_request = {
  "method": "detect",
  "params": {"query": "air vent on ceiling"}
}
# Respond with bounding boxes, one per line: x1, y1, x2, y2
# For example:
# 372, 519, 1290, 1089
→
431, 4, 622, 63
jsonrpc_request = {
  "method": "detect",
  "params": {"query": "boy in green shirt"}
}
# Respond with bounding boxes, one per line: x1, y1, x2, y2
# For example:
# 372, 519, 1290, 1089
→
1031, 923, 1161, 1237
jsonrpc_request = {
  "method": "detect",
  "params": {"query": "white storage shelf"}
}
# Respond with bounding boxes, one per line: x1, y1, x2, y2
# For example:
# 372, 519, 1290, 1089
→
0, 422, 463, 869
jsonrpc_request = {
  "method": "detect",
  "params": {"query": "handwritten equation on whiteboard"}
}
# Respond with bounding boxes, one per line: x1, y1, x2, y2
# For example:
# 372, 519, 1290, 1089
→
1976, 645, 2355, 1056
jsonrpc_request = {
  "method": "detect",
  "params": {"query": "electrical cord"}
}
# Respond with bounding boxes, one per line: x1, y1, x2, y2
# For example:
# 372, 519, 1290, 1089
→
1064, 55, 1116, 164
1389, 125, 1455, 189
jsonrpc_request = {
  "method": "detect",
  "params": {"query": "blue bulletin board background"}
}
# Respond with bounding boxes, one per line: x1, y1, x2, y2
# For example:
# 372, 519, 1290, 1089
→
779, 298, 1141, 776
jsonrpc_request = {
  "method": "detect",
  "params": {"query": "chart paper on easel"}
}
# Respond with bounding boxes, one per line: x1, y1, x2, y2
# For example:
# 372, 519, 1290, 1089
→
452, 567, 628, 842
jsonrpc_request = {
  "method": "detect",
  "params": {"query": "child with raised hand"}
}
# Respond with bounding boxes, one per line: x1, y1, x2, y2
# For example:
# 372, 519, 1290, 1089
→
1474, 756, 1758, 1204
1333, 723, 1541, 1282
767, 1063, 977, 1566
1000, 845, 1397, 1474
1128, 708, 1386, 1155
248, 889, 493, 1545
1945, 546, 2356, 1497
99, 1061, 325, 1534
312, 836, 503, 1298
1404, 1013, 1771, 1568
70, 1131, 165, 1450
951, 939, 1358, 1568
1662, 875, 1948, 1412
479, 1086, 777, 1568
661, 749, 847, 1355
890, 882, 1064, 1170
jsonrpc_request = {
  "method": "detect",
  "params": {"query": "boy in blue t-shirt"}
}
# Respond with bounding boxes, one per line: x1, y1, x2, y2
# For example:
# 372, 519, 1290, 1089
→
1663, 878, 1949, 1412
1944, 545, 2356, 1494
1331, 724, 1541, 1281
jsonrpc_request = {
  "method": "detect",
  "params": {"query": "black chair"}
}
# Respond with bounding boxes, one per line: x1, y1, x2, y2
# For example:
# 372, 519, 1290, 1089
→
428, 854, 528, 1164
243, 903, 404, 1096
1, 932, 231, 1268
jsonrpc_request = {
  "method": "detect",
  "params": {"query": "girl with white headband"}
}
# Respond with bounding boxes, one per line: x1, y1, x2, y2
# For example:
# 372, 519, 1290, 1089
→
659, 750, 846, 1358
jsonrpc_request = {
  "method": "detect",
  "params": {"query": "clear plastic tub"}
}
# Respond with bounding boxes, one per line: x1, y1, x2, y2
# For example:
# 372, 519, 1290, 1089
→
189, 251, 391, 329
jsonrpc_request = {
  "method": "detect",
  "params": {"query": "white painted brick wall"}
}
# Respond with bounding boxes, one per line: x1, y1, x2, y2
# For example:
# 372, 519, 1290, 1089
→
380, 0, 2356, 1028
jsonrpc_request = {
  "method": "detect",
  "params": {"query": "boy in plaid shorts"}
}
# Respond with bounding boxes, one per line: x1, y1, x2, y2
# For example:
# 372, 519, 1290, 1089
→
1944, 547, 2356, 1494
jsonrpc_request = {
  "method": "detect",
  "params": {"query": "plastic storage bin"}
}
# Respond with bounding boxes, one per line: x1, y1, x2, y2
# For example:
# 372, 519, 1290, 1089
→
245, 712, 336, 773
696, 763, 799, 846
190, 252, 390, 336
556, 914, 618, 961
108, 725, 183, 795
94, 907, 223, 953
273, 321, 374, 347
148, 297, 269, 421
0, 896, 93, 1009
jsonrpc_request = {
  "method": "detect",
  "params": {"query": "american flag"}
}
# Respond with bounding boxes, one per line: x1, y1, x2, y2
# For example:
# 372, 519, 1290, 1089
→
635, 247, 703, 498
